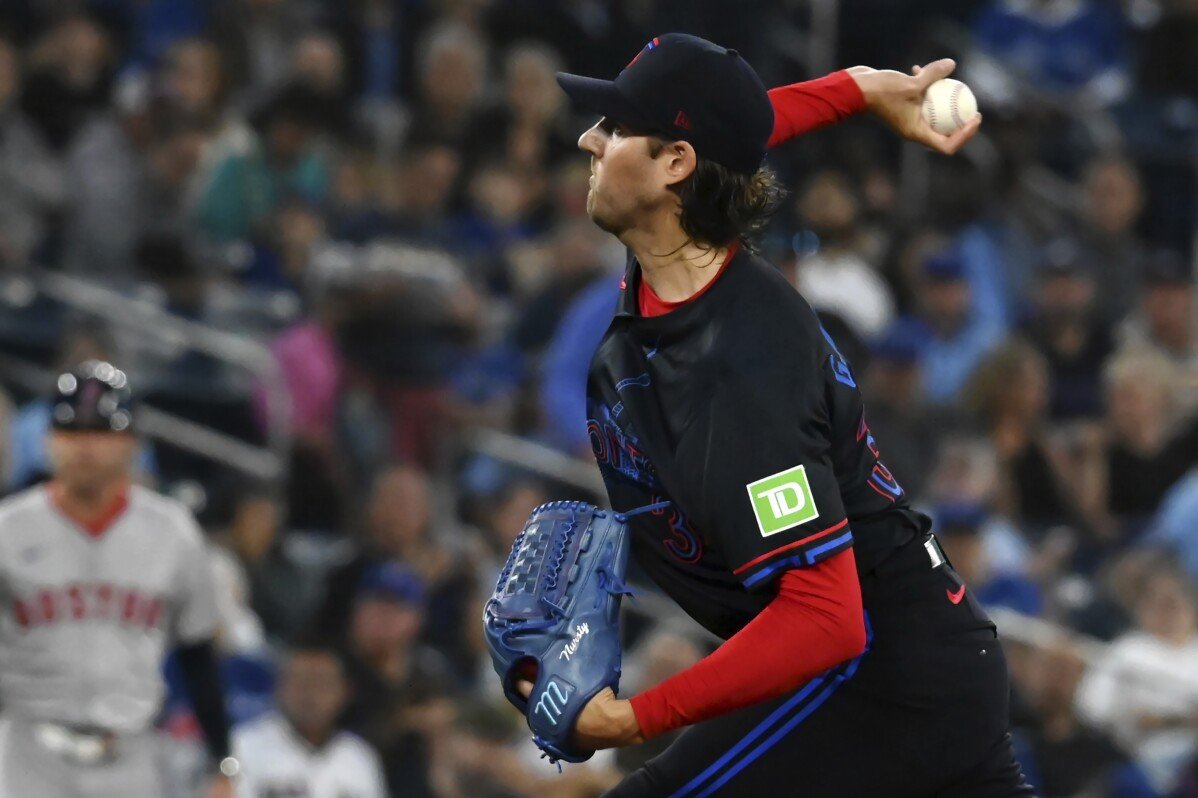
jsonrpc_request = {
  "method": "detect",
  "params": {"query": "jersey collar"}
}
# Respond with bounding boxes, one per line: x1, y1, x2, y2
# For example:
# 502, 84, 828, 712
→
47, 482, 132, 540
616, 241, 748, 323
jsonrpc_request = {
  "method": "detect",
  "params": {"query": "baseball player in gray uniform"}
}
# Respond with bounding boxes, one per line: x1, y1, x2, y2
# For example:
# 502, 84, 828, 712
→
0, 360, 238, 797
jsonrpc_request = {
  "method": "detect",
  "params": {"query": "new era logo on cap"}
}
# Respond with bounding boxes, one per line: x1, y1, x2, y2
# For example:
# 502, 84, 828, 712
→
747, 464, 820, 537
674, 110, 692, 130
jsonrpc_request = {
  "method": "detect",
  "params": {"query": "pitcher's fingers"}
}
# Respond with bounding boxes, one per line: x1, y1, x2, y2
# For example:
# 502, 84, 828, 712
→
914, 58, 957, 90
938, 114, 983, 155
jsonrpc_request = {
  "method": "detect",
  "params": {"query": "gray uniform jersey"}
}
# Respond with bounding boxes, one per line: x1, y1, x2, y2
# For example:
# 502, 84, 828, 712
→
0, 484, 219, 732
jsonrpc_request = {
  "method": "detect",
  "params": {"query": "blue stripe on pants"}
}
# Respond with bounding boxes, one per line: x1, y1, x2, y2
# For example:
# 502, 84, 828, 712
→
668, 614, 873, 798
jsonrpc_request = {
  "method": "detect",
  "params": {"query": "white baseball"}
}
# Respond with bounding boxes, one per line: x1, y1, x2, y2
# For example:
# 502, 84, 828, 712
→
921, 78, 978, 136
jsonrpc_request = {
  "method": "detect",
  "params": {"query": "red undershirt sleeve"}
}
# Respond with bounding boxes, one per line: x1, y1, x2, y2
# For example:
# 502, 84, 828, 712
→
628, 548, 867, 740
767, 70, 867, 149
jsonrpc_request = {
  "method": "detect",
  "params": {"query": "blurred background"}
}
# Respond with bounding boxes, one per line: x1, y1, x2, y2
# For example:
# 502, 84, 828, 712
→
0, 0, 1195, 796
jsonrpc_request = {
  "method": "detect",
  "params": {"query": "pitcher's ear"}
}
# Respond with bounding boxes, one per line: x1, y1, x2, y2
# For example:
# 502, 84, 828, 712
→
662, 139, 698, 188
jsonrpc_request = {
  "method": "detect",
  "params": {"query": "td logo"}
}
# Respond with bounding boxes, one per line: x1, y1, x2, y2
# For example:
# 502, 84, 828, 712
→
747, 464, 820, 537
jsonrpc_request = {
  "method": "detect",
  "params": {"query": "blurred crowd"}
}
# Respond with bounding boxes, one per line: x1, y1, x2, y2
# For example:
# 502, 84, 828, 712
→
0, 0, 1195, 796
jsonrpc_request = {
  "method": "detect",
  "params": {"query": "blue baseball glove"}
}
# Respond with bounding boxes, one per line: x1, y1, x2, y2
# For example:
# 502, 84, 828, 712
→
483, 501, 633, 764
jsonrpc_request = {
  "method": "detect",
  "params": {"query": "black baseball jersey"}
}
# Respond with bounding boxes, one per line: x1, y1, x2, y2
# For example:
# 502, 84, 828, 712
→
586, 246, 930, 640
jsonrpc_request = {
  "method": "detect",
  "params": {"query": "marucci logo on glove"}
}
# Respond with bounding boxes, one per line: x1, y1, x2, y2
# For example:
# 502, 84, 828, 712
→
560, 623, 590, 661
534, 678, 575, 726
747, 464, 820, 537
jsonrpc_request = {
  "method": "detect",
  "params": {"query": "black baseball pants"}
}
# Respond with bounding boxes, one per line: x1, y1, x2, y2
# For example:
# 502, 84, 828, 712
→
603, 535, 1036, 798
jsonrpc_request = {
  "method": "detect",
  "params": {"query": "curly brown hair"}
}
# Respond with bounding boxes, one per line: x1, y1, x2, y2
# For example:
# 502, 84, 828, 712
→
647, 138, 788, 252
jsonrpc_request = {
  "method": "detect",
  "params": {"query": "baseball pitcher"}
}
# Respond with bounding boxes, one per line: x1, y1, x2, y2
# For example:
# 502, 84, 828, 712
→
486, 33, 1034, 797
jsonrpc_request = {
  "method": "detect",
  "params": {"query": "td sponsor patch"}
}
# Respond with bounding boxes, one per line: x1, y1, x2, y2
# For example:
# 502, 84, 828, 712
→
747, 464, 819, 537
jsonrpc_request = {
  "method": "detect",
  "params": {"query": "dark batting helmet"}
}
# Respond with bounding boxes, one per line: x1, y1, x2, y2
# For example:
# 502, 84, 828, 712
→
50, 360, 135, 433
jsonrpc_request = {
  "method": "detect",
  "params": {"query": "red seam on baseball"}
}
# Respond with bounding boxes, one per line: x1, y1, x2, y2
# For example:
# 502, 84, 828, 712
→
950, 83, 965, 129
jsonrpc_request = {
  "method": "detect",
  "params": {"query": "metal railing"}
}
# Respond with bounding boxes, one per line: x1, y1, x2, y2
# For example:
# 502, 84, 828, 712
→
0, 269, 292, 483
464, 427, 607, 497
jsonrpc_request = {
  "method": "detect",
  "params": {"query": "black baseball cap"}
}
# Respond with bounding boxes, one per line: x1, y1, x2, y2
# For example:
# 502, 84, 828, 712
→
555, 33, 774, 175
50, 360, 134, 433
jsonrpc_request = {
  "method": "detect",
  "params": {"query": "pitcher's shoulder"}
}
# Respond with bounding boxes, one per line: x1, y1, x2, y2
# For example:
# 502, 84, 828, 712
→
730, 250, 821, 321
715, 251, 827, 365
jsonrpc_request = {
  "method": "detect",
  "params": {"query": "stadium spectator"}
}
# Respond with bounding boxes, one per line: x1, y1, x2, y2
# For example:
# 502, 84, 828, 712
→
322, 0, 427, 105
1020, 239, 1114, 421
342, 563, 453, 798
1116, 249, 1198, 413
255, 281, 343, 445
1077, 348, 1198, 542
208, 0, 310, 108
224, 488, 319, 642
966, 339, 1083, 535
539, 273, 622, 454
136, 233, 212, 319
404, 23, 488, 151
160, 37, 233, 129
234, 640, 387, 798
427, 699, 526, 798
509, 219, 612, 355
1076, 562, 1198, 794
1076, 153, 1149, 325
1016, 643, 1135, 798
63, 91, 210, 280
790, 169, 896, 340
285, 30, 356, 143
19, 11, 116, 151
465, 477, 551, 585
860, 319, 941, 500
323, 150, 394, 244
916, 249, 1007, 406
318, 465, 477, 681
973, 0, 1130, 105
389, 143, 462, 245
1144, 471, 1198, 585
238, 195, 327, 293
197, 84, 330, 241
447, 159, 545, 291
464, 43, 577, 176
0, 34, 64, 269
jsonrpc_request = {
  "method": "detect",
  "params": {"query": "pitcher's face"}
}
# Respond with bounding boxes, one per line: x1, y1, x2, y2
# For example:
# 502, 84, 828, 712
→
577, 118, 672, 237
